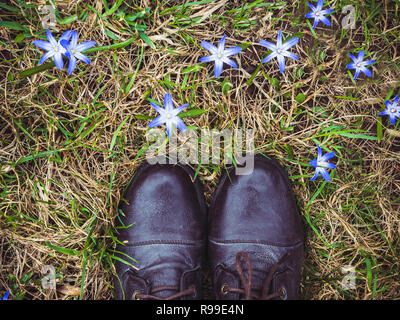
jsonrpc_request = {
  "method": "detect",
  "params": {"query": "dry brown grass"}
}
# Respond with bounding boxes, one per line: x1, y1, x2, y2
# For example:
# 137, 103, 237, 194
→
1, 0, 400, 300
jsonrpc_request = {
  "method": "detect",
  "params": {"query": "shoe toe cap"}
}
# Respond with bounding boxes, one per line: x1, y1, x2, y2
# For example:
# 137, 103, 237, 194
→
210, 157, 304, 245
118, 164, 206, 243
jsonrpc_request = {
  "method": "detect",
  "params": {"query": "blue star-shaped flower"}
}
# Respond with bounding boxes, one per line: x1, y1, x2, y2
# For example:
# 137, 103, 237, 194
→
346, 51, 375, 80
199, 34, 242, 78
310, 145, 336, 182
378, 95, 400, 125
33, 30, 72, 70
1, 290, 9, 300
148, 93, 188, 138
259, 30, 299, 73
60, 31, 96, 75
305, 0, 334, 29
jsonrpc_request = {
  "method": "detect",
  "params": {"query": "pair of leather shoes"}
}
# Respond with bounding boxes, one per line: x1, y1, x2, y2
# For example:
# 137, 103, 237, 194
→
114, 155, 304, 300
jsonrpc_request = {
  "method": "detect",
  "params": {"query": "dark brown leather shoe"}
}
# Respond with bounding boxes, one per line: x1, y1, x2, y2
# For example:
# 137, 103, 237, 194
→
208, 155, 304, 300
114, 162, 207, 300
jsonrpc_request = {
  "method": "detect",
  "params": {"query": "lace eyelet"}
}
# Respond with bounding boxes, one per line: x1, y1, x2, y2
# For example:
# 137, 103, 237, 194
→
133, 291, 141, 300
279, 287, 287, 300
221, 284, 229, 295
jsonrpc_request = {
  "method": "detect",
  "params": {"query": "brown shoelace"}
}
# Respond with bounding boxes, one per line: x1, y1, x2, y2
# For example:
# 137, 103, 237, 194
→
134, 285, 196, 300
221, 251, 289, 300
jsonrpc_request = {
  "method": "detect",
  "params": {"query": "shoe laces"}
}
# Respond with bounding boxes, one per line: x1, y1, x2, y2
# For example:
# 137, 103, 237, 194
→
221, 251, 289, 300
134, 285, 196, 300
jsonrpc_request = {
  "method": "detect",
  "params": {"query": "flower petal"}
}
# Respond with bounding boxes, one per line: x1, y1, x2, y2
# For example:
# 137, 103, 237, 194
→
385, 100, 392, 108
199, 55, 215, 63
360, 66, 372, 77
320, 9, 334, 15
259, 40, 277, 51
348, 53, 357, 62
362, 59, 375, 66
319, 16, 331, 26
60, 39, 70, 51
306, 2, 316, 11
281, 50, 299, 61
358, 50, 365, 61
277, 54, 286, 73
222, 57, 238, 69
39, 51, 55, 64
33, 40, 53, 51
312, 19, 319, 29
74, 52, 91, 65
317, 145, 322, 158
164, 93, 174, 112
218, 34, 226, 51
353, 68, 360, 80
320, 167, 331, 181
76, 40, 96, 52
393, 95, 399, 106
390, 113, 398, 124
389, 114, 397, 125
305, 12, 315, 19
224, 46, 242, 56
173, 103, 189, 115
200, 41, 218, 55
310, 158, 318, 168
67, 55, 77, 75
281, 37, 298, 51
378, 109, 389, 116
150, 102, 165, 115
321, 161, 336, 169
261, 51, 277, 63
148, 115, 166, 128
321, 151, 335, 161
214, 59, 224, 78
346, 63, 356, 69
46, 30, 57, 47
317, 0, 324, 11
165, 121, 174, 138
70, 31, 78, 48
174, 116, 187, 132
276, 30, 283, 47
53, 52, 64, 70
59, 30, 73, 42
310, 168, 321, 181
65, 50, 71, 61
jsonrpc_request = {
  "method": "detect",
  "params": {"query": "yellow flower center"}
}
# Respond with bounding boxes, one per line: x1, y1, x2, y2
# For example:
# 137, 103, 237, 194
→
316, 12, 320, 16
54, 47, 58, 51
391, 108, 396, 113
72, 49, 76, 53
218, 53, 222, 58
357, 63, 361, 67
278, 49, 282, 53
166, 113, 172, 119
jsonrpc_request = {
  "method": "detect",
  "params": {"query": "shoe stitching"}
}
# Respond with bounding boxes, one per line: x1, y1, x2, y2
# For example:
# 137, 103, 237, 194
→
209, 238, 303, 248
119, 239, 205, 246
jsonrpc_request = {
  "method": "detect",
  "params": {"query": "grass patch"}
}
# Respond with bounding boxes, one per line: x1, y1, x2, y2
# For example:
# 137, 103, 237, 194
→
1, 0, 400, 299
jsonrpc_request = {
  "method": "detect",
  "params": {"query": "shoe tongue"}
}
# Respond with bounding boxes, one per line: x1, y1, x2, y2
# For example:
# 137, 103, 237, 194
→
239, 267, 269, 294
229, 255, 277, 298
